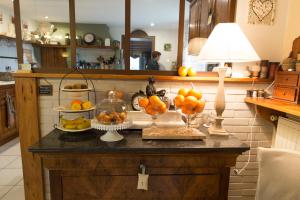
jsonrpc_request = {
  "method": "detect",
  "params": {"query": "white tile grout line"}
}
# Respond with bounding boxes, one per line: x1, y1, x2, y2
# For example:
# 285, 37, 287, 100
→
0, 179, 24, 200
0, 156, 19, 170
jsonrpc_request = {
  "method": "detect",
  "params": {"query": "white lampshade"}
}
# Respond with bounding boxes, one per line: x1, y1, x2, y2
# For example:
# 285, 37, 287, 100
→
198, 23, 260, 62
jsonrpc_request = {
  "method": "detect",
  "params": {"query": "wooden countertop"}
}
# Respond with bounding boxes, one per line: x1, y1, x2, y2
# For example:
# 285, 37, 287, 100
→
245, 97, 300, 117
29, 129, 249, 154
13, 73, 272, 83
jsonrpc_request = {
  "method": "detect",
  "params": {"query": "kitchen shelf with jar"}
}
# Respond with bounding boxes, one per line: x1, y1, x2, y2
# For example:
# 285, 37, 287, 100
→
53, 67, 97, 132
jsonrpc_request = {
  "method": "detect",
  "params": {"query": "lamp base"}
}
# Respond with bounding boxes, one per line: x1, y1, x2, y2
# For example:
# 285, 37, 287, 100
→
208, 117, 229, 136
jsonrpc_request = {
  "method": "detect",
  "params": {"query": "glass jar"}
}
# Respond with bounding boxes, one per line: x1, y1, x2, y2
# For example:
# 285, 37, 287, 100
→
95, 91, 127, 125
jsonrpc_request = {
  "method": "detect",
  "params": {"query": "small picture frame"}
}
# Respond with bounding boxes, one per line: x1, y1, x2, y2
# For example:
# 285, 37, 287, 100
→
164, 43, 171, 51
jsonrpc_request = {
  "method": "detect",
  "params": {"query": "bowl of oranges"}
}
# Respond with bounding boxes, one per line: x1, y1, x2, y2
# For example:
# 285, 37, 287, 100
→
174, 87, 205, 128
138, 95, 170, 127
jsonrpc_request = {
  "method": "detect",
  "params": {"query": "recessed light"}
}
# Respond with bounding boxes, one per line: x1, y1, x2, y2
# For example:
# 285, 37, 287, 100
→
150, 23, 155, 27
44, 16, 49, 19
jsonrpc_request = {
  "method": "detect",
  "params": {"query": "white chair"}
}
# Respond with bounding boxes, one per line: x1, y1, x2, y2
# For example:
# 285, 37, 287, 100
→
256, 147, 300, 200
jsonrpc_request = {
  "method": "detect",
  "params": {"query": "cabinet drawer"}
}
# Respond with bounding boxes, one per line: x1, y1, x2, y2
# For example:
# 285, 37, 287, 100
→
275, 74, 299, 86
62, 174, 220, 200
273, 86, 297, 102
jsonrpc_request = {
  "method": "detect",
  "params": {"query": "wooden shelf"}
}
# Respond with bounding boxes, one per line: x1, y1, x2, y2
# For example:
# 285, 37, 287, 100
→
245, 97, 300, 117
13, 73, 272, 83
77, 45, 116, 50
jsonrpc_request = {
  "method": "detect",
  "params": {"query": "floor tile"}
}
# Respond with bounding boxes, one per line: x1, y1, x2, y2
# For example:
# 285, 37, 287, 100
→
0, 144, 21, 156
16, 180, 23, 186
0, 169, 23, 186
1, 186, 25, 200
5, 158, 22, 169
0, 186, 12, 199
0, 156, 17, 169
0, 138, 19, 154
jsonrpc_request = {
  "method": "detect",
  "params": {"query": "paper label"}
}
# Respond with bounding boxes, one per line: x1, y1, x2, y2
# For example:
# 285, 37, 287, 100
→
137, 173, 149, 190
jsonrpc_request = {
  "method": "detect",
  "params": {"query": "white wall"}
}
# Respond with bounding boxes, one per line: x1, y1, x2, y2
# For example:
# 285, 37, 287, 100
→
236, 0, 289, 62
282, 0, 300, 58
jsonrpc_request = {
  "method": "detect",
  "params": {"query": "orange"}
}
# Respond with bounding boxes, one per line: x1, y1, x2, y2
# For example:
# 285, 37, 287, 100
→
159, 103, 167, 114
187, 88, 202, 99
178, 88, 188, 97
71, 100, 82, 105
178, 66, 188, 77
138, 97, 149, 108
183, 96, 198, 110
149, 95, 161, 105
149, 95, 163, 110
181, 105, 194, 115
194, 99, 205, 113
187, 68, 197, 76
71, 103, 82, 111
145, 105, 157, 116
174, 95, 185, 108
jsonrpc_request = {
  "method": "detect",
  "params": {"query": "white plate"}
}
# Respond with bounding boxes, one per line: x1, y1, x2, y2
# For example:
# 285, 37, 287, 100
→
53, 106, 96, 113
61, 88, 92, 92
56, 126, 92, 132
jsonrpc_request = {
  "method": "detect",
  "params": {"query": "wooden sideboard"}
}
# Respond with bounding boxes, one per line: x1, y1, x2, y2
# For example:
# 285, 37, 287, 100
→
29, 129, 249, 200
0, 84, 18, 145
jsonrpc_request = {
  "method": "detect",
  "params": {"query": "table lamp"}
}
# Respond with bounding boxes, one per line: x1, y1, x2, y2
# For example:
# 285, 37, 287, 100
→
198, 23, 260, 135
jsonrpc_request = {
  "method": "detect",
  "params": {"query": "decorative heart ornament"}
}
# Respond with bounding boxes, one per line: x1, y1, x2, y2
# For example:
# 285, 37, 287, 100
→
252, 0, 274, 21
248, 0, 276, 25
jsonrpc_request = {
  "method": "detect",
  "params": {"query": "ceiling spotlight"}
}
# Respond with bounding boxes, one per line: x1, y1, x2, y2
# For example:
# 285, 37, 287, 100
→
44, 16, 49, 19
150, 23, 155, 27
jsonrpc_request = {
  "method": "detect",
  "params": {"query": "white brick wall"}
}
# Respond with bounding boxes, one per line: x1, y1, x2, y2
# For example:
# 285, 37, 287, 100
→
38, 79, 273, 200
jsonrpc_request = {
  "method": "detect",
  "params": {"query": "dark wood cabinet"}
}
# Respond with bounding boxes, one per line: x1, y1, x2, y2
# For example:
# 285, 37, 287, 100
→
39, 46, 68, 68
0, 84, 18, 145
44, 153, 238, 200
189, 0, 237, 39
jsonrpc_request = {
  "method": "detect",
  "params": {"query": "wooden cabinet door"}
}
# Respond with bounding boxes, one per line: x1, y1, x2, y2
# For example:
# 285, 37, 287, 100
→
62, 174, 220, 200
189, 0, 236, 40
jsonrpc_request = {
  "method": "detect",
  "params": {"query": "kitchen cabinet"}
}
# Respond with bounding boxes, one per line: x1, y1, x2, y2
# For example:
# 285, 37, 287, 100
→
29, 129, 249, 200
189, 0, 237, 39
0, 84, 18, 145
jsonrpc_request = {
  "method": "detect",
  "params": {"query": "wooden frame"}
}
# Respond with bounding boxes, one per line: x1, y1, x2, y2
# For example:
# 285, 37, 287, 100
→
15, 0, 188, 75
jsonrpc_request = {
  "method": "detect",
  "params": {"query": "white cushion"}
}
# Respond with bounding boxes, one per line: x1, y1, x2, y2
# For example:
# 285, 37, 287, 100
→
256, 147, 300, 200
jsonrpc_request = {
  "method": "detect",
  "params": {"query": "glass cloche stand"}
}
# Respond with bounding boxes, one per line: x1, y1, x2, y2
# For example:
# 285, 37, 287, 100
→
92, 91, 132, 142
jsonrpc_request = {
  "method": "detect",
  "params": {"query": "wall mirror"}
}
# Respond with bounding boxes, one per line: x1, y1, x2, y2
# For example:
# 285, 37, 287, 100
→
75, 0, 125, 70
130, 0, 180, 72
14, 0, 236, 75
0, 0, 18, 73
20, 0, 71, 68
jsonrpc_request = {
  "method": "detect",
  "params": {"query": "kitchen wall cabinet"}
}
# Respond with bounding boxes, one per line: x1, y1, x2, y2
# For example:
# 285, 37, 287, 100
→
189, 0, 237, 39
0, 84, 18, 145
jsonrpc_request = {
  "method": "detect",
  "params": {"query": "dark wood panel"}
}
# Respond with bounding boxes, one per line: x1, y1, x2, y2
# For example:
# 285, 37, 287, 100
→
40, 47, 68, 68
62, 174, 220, 200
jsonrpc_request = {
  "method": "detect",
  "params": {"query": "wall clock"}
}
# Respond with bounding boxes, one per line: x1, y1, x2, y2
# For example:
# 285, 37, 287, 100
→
131, 91, 146, 111
83, 33, 96, 45
248, 0, 276, 25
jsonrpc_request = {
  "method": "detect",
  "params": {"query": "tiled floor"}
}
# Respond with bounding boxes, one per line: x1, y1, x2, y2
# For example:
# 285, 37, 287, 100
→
0, 138, 25, 200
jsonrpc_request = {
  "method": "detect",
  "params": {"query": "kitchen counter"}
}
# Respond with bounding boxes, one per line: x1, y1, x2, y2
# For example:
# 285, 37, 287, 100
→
30, 128, 248, 200
29, 128, 249, 154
